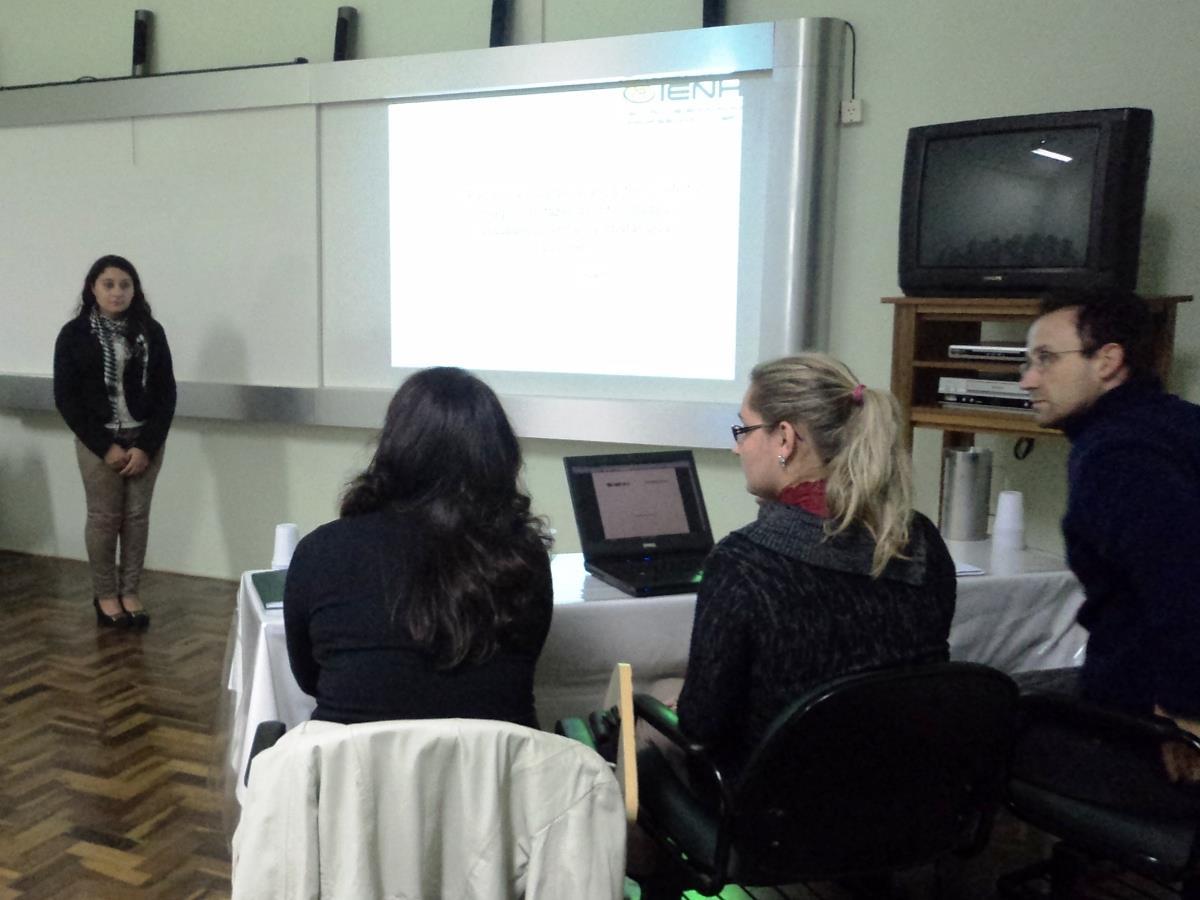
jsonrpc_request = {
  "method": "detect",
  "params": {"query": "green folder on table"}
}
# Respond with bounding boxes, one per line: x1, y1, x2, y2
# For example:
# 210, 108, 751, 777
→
251, 569, 287, 610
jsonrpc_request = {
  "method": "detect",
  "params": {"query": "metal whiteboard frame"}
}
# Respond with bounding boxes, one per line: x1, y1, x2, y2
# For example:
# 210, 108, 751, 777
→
0, 19, 844, 449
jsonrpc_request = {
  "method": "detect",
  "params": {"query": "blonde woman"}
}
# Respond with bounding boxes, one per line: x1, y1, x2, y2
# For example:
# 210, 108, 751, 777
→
674, 353, 956, 772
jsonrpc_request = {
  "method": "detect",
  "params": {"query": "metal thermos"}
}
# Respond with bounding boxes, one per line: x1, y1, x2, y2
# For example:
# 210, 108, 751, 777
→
940, 447, 992, 541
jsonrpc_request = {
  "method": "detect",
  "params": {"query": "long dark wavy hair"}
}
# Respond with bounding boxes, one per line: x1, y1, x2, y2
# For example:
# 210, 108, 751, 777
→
77, 254, 155, 336
340, 367, 551, 668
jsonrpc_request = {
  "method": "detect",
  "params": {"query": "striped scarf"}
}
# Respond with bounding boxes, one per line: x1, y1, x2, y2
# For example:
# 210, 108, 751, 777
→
89, 307, 149, 423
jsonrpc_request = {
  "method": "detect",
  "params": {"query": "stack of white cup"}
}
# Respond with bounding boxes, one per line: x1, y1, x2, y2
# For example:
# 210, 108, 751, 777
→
992, 491, 1025, 552
272, 523, 299, 570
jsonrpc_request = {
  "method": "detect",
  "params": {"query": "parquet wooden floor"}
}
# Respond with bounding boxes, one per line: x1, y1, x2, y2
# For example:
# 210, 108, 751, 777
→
0, 551, 234, 899
0, 551, 1181, 900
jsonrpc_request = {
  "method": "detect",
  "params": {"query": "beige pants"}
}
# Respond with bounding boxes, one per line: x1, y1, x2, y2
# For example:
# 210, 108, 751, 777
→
75, 438, 164, 597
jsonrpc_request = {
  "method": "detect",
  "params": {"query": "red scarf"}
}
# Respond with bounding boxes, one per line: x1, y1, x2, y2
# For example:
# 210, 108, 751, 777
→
777, 480, 829, 517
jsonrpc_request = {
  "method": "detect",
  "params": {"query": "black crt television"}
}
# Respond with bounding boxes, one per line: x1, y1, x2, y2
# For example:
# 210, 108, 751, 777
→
898, 107, 1153, 297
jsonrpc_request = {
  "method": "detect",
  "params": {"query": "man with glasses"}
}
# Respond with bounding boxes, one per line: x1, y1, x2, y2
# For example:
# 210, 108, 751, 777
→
1019, 290, 1200, 774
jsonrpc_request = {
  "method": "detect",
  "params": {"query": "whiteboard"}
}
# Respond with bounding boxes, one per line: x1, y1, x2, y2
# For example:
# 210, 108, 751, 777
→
0, 20, 844, 448
0, 106, 320, 387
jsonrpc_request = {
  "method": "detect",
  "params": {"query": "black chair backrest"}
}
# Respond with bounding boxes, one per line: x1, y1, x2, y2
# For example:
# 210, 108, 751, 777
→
729, 662, 1018, 883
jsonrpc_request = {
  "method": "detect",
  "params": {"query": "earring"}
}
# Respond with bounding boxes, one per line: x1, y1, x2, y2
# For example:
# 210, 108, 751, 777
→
778, 455, 788, 468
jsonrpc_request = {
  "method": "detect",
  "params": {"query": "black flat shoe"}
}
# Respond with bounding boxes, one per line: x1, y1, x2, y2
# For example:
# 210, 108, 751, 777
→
94, 596, 131, 629
119, 595, 151, 630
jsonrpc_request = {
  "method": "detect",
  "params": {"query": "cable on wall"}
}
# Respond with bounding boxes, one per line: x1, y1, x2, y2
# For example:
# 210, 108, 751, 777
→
837, 21, 862, 124
844, 21, 857, 100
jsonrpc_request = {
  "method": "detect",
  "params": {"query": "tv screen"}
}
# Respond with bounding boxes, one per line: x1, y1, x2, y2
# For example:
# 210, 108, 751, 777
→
899, 108, 1152, 296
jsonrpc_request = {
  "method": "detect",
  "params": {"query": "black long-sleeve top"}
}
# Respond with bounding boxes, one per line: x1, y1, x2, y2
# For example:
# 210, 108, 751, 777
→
53, 314, 176, 458
676, 503, 956, 772
283, 508, 554, 728
1060, 377, 1200, 718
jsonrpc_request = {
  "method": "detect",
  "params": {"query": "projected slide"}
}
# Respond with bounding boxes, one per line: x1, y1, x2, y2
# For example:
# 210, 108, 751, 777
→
388, 80, 744, 380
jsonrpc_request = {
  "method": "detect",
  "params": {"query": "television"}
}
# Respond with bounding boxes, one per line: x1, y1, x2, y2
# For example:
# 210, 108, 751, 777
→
898, 107, 1153, 296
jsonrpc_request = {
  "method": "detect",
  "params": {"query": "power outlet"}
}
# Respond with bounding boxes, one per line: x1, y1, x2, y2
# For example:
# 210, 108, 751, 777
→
840, 98, 863, 125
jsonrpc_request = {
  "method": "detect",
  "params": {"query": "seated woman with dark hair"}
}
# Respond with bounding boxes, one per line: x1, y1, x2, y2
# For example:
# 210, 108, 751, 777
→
283, 366, 553, 728
671, 353, 957, 773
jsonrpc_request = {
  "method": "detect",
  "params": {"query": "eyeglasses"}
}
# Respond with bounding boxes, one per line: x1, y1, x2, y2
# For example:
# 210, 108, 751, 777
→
1018, 347, 1088, 376
731, 423, 770, 443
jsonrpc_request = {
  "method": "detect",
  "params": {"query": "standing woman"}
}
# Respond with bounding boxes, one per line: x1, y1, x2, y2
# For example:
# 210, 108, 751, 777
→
54, 255, 176, 629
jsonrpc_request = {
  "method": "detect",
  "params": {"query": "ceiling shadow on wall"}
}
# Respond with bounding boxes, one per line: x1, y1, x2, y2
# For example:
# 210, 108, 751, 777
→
190, 323, 292, 576
0, 416, 59, 553
1138, 211, 1172, 295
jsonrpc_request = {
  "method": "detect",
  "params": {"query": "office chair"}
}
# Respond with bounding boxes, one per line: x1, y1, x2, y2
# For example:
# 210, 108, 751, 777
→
233, 717, 627, 900
999, 691, 1200, 899
630, 662, 1019, 899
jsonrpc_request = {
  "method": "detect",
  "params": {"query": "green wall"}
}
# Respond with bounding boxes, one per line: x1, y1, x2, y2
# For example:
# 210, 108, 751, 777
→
1, 0, 1196, 577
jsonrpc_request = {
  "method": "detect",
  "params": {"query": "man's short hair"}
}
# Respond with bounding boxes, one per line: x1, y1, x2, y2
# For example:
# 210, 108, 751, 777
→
1039, 289, 1155, 378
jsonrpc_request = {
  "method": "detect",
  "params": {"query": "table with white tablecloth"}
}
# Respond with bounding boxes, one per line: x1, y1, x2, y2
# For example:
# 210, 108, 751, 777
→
226, 542, 1087, 803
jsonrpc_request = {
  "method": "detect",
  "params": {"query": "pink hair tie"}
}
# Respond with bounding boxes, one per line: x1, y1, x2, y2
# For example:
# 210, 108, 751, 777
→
852, 383, 866, 405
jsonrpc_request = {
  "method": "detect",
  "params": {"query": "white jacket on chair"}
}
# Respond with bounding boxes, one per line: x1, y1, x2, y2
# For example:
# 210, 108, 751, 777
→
232, 718, 626, 900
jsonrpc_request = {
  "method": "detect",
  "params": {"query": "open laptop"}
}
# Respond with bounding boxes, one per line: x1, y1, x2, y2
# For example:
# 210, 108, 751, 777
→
563, 450, 714, 597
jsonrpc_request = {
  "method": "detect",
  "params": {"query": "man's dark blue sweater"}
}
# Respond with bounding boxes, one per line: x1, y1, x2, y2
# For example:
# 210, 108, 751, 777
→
1061, 377, 1200, 718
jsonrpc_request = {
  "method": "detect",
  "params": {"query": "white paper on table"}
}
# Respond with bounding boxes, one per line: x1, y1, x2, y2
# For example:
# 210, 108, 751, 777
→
954, 561, 987, 576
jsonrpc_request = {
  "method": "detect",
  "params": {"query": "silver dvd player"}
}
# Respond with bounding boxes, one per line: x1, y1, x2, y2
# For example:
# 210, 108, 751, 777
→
937, 376, 1029, 398
939, 395, 1035, 414
947, 341, 1026, 362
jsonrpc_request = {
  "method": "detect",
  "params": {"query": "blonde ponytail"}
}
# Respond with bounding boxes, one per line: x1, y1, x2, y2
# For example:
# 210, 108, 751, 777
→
748, 354, 913, 576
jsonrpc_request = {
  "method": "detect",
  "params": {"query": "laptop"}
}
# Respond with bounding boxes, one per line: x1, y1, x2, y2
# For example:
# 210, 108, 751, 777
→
563, 450, 714, 597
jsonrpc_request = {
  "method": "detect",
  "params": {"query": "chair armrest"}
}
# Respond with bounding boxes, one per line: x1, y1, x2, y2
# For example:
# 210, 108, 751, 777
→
1021, 691, 1200, 755
632, 695, 723, 780
244, 720, 288, 786
555, 716, 600, 753
633, 693, 706, 755
633, 693, 741, 874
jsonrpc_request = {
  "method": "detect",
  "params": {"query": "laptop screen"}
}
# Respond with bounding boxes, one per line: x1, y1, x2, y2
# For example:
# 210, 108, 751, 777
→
563, 450, 713, 559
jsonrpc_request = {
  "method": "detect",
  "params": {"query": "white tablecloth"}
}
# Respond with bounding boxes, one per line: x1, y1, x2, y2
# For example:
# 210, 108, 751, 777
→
226, 542, 1086, 802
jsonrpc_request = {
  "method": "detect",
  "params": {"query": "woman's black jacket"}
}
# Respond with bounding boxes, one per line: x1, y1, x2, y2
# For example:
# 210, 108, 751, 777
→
53, 314, 176, 459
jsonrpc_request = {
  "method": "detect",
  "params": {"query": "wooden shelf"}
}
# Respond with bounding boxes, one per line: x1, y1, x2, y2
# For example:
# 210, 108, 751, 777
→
912, 360, 1022, 375
910, 405, 1059, 437
885, 294, 1191, 448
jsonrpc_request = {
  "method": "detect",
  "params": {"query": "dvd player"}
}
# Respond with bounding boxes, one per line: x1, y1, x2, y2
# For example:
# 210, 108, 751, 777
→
947, 342, 1026, 362
937, 376, 1028, 398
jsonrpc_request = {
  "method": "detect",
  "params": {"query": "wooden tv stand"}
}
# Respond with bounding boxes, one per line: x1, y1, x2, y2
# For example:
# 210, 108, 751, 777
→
883, 295, 1191, 450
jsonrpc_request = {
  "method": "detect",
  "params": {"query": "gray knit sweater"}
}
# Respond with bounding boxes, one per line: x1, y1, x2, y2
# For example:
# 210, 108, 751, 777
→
676, 502, 956, 772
